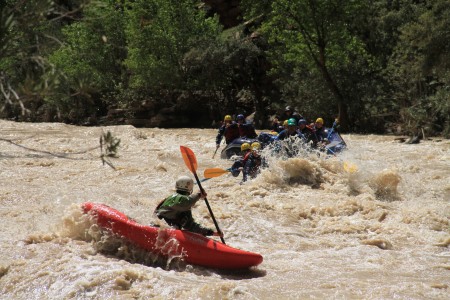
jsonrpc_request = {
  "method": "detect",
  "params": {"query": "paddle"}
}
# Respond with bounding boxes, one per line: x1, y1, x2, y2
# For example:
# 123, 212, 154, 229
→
213, 138, 225, 159
180, 146, 225, 244
327, 118, 338, 140
343, 161, 358, 173
325, 146, 358, 173
212, 147, 219, 159
204, 168, 231, 179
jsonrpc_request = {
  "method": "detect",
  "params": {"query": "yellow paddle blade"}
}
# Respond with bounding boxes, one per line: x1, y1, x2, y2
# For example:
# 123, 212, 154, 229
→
180, 146, 198, 173
204, 168, 230, 178
343, 161, 358, 173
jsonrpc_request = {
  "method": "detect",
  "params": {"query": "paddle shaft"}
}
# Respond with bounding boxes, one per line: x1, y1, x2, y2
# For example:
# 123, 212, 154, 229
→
180, 145, 225, 244
327, 120, 337, 140
192, 171, 226, 244
212, 138, 224, 159
212, 147, 219, 159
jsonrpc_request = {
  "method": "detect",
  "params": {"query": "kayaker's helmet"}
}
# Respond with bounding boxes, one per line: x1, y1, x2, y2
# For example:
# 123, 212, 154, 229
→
175, 176, 194, 194
285, 106, 292, 112
251, 142, 261, 150
241, 142, 251, 151
287, 118, 297, 126
315, 117, 324, 124
283, 120, 289, 126
298, 119, 307, 126
236, 114, 245, 122
224, 115, 232, 122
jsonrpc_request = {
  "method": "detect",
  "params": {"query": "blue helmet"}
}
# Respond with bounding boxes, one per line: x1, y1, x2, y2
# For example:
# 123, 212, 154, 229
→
298, 119, 307, 126
236, 114, 245, 121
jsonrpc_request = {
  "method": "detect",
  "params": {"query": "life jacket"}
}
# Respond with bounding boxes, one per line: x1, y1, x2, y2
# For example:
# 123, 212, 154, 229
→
154, 192, 193, 219
242, 151, 252, 165
242, 152, 262, 181
300, 125, 315, 141
224, 123, 240, 144
277, 128, 297, 140
250, 153, 262, 168
239, 124, 257, 139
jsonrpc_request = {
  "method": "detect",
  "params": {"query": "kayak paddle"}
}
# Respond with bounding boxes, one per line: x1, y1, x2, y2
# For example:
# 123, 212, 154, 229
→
204, 168, 231, 179
180, 146, 225, 244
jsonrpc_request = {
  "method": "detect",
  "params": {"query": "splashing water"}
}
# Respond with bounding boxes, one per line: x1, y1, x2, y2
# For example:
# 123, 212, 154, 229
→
0, 120, 449, 299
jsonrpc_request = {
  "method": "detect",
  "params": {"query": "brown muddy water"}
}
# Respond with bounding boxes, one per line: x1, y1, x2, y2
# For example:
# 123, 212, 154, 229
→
0, 120, 449, 299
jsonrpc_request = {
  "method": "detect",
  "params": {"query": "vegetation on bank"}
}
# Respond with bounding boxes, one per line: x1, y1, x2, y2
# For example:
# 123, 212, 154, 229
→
0, 0, 448, 136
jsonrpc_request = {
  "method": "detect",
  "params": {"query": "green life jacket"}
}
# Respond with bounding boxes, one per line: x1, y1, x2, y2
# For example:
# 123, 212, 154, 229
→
161, 193, 190, 208
155, 191, 197, 219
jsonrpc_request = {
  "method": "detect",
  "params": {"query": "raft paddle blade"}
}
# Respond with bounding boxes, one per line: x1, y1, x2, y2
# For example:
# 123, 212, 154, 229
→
343, 161, 358, 173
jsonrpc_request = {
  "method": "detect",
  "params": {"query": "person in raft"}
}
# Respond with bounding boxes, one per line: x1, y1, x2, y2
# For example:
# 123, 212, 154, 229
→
230, 142, 252, 177
155, 176, 223, 237
241, 142, 263, 183
215, 114, 239, 149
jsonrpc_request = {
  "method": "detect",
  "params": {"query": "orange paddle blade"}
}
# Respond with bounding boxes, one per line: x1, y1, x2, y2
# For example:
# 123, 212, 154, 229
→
180, 146, 198, 173
204, 168, 230, 178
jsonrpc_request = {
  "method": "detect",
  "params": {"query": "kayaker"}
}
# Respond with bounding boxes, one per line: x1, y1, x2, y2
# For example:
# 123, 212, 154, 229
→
155, 176, 223, 237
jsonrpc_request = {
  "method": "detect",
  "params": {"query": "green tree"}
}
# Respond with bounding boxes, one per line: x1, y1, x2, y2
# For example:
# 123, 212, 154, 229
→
252, 0, 373, 130
0, 0, 91, 119
46, 0, 127, 121
388, 0, 450, 137
124, 0, 222, 91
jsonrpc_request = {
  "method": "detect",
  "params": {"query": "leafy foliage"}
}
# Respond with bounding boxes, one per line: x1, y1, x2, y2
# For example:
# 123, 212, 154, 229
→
244, 0, 376, 129
0, 0, 448, 136
100, 130, 120, 169
387, 0, 450, 136
46, 0, 127, 120
124, 0, 222, 90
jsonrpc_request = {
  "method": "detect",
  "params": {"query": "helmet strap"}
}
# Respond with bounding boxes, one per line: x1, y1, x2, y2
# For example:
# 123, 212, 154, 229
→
176, 189, 190, 195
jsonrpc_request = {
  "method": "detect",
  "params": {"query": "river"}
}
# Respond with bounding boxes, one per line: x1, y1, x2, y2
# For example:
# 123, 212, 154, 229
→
0, 120, 449, 299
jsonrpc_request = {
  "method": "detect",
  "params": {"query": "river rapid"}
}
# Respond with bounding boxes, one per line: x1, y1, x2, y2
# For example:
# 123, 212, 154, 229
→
0, 119, 449, 299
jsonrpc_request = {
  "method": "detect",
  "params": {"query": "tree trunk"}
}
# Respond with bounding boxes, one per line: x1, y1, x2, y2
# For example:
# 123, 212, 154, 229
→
252, 82, 267, 129
317, 47, 350, 131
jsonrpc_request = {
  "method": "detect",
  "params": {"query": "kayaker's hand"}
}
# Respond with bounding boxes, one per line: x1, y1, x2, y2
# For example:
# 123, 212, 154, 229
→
199, 191, 207, 199
213, 231, 223, 237
216, 144, 220, 149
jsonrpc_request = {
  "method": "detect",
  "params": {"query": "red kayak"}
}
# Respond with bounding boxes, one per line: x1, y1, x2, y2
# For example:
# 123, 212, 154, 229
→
82, 202, 263, 269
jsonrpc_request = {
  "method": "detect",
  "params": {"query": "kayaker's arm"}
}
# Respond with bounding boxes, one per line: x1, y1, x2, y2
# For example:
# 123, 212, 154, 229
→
212, 231, 223, 237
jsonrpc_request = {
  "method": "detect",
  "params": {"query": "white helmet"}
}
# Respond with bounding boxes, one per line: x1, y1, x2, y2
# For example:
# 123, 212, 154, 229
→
175, 176, 194, 193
